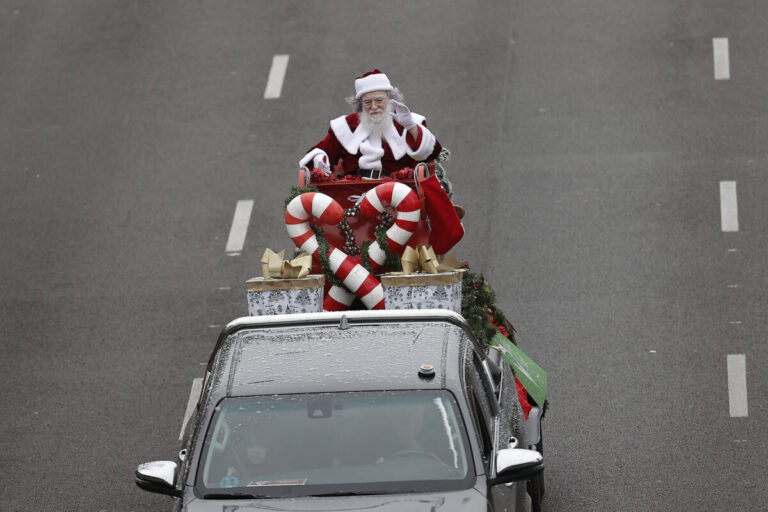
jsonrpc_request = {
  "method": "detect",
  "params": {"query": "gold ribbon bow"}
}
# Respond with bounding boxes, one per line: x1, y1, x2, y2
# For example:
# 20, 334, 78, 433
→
261, 249, 313, 279
401, 245, 438, 275
401, 246, 466, 275
435, 251, 466, 273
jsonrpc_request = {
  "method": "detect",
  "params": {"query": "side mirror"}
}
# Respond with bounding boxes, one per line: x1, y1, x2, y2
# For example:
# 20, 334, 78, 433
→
487, 448, 543, 486
135, 460, 182, 497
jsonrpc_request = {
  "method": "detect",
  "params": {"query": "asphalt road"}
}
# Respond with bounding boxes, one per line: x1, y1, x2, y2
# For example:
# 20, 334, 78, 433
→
1, 1, 766, 510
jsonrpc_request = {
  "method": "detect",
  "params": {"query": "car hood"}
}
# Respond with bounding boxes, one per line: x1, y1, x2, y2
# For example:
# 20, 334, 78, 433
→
184, 488, 486, 511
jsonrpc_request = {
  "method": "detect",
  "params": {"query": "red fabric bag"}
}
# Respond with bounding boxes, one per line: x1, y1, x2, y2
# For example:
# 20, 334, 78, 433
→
420, 174, 464, 254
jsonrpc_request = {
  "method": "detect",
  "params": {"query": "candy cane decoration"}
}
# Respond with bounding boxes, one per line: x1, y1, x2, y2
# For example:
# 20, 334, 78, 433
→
323, 284, 356, 311
359, 182, 421, 273
285, 192, 385, 311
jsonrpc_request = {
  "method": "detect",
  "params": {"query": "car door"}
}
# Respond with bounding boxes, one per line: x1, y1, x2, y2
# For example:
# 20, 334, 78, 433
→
484, 346, 525, 447
467, 349, 528, 511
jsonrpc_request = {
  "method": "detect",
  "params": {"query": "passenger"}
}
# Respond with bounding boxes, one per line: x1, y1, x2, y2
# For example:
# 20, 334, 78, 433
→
299, 69, 443, 179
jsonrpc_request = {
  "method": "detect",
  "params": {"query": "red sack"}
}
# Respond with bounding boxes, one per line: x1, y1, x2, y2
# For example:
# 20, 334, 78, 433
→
420, 174, 464, 254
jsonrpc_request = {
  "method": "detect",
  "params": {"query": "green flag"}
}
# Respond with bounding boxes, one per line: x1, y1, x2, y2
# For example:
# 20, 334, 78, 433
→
491, 333, 547, 406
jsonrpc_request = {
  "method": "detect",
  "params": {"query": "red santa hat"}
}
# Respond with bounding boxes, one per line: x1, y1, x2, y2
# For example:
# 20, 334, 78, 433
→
354, 69, 393, 98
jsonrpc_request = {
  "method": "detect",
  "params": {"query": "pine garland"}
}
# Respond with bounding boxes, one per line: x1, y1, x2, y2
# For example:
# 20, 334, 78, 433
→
374, 225, 402, 271
284, 185, 340, 286
309, 224, 342, 287
461, 270, 517, 347
360, 241, 373, 273
284, 184, 319, 209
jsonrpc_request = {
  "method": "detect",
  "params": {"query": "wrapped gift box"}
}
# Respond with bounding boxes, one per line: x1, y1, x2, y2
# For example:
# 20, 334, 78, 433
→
245, 275, 325, 316
381, 271, 463, 313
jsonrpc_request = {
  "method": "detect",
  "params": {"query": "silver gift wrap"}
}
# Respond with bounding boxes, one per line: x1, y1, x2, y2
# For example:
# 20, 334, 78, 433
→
381, 271, 463, 314
245, 275, 325, 316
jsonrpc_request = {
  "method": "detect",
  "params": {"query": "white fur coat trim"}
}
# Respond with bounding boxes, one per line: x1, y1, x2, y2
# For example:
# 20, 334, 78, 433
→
298, 147, 329, 168
330, 113, 434, 168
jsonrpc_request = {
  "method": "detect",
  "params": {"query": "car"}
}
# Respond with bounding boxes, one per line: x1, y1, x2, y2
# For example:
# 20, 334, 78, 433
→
136, 309, 544, 511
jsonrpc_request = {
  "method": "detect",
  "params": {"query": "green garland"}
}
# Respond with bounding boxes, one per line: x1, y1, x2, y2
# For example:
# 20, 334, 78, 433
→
360, 241, 373, 273
461, 270, 517, 347
309, 224, 342, 287
284, 185, 339, 287
284, 184, 319, 209
358, 221, 403, 273
374, 225, 402, 271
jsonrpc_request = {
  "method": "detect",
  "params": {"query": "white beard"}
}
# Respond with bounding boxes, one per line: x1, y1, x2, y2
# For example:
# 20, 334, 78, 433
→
359, 104, 394, 138
356, 104, 394, 170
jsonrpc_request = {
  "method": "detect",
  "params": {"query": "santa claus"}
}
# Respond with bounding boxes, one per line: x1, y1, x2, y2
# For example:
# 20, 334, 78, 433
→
299, 70, 442, 178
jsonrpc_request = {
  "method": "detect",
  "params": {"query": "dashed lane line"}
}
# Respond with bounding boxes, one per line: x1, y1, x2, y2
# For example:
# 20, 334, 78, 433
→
264, 54, 290, 99
720, 181, 738, 232
179, 378, 203, 440
727, 355, 748, 417
225, 200, 254, 255
713, 38, 730, 80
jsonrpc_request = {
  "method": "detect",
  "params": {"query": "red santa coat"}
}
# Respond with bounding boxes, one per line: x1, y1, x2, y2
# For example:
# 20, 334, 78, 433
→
300, 113, 442, 175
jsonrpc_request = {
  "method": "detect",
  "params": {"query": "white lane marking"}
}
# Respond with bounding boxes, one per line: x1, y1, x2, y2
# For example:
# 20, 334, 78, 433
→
713, 38, 730, 80
226, 200, 254, 253
727, 355, 748, 417
264, 54, 290, 99
179, 378, 204, 440
720, 181, 738, 232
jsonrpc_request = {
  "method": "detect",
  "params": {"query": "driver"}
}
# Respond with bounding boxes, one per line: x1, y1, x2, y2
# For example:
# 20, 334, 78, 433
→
299, 69, 443, 179
375, 404, 428, 464
220, 441, 290, 487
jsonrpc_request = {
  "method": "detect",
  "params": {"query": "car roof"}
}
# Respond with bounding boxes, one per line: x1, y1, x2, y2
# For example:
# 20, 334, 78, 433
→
208, 310, 482, 397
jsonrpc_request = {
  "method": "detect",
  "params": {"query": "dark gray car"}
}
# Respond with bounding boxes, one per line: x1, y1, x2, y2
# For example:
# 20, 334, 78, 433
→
136, 310, 544, 511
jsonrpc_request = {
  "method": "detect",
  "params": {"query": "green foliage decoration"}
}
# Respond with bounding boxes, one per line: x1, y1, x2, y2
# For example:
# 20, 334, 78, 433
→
360, 241, 373, 273
283, 185, 341, 287
284, 184, 319, 209
374, 225, 402, 271
309, 224, 342, 288
461, 270, 517, 347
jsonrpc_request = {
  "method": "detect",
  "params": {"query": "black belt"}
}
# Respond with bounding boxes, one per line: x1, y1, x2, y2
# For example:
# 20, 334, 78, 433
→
357, 168, 383, 180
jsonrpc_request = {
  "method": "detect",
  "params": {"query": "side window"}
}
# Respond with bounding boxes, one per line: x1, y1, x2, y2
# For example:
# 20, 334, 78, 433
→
484, 348, 505, 403
465, 350, 497, 466
471, 391, 493, 466
464, 350, 488, 466
472, 353, 499, 418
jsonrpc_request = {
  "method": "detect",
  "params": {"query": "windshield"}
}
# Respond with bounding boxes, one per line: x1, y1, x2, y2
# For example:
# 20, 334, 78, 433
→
196, 390, 473, 497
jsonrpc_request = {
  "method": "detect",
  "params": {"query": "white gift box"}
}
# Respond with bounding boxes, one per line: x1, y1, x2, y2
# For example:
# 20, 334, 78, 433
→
245, 275, 325, 316
381, 271, 463, 314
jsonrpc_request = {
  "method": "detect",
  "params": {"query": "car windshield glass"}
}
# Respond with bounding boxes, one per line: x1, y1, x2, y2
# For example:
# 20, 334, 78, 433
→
197, 390, 473, 497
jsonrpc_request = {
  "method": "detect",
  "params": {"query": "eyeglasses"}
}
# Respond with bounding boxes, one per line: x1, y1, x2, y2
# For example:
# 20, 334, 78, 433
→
362, 96, 388, 107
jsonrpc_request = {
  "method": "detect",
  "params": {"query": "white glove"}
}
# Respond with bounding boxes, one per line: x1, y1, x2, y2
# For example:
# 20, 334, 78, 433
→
312, 153, 331, 175
390, 100, 416, 129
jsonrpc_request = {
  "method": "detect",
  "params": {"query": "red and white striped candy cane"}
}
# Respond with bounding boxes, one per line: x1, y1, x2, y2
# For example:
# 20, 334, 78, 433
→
285, 192, 385, 311
359, 182, 421, 273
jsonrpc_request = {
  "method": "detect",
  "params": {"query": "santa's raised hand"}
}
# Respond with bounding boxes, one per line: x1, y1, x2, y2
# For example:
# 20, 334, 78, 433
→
390, 100, 416, 130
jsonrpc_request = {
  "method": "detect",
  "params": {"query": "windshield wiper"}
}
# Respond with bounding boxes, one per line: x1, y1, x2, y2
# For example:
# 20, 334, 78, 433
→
202, 492, 266, 499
